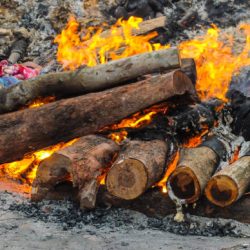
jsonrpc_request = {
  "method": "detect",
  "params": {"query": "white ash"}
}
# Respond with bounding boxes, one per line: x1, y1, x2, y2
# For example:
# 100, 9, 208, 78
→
210, 108, 250, 171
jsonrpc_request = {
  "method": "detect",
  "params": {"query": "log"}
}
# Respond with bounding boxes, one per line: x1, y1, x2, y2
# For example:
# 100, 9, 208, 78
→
180, 58, 197, 85
83, 16, 167, 42
205, 154, 250, 207
168, 137, 225, 203
0, 48, 180, 114
32, 135, 119, 209
106, 139, 169, 200
97, 187, 250, 223
0, 70, 195, 164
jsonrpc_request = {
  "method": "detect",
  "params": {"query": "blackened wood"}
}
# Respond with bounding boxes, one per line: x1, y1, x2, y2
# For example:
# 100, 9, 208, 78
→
0, 48, 180, 114
0, 70, 195, 164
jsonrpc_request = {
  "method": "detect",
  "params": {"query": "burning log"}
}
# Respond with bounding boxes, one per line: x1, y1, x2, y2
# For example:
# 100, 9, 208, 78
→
168, 137, 226, 203
32, 135, 119, 209
0, 48, 180, 114
83, 16, 167, 41
106, 139, 169, 200
0, 70, 195, 164
168, 99, 222, 140
205, 152, 250, 207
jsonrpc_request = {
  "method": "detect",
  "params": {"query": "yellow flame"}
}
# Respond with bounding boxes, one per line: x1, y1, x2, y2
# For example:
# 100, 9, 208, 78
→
180, 24, 250, 101
54, 16, 169, 70
0, 139, 78, 184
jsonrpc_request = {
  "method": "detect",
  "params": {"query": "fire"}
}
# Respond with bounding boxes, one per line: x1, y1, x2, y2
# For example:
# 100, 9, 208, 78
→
54, 16, 169, 70
157, 151, 180, 193
180, 24, 250, 101
55, 17, 250, 100
109, 130, 128, 143
28, 96, 55, 108
229, 146, 241, 164
106, 104, 167, 143
0, 139, 78, 184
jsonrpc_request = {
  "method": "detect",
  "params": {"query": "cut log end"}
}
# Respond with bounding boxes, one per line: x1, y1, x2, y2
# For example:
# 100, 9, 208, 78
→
168, 166, 201, 203
205, 175, 238, 207
106, 158, 148, 200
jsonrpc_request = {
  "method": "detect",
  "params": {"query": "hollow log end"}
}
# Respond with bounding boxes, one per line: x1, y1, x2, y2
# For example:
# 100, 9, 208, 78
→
31, 153, 72, 201
205, 175, 238, 207
168, 166, 201, 203
106, 158, 148, 200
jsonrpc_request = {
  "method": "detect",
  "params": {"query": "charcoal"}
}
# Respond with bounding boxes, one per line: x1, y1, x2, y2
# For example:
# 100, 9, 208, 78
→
228, 91, 250, 141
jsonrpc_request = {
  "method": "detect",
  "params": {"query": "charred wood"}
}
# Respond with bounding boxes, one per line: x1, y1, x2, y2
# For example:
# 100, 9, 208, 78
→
7, 39, 28, 64
0, 70, 195, 164
177, 9, 198, 28
0, 48, 180, 114
106, 139, 169, 200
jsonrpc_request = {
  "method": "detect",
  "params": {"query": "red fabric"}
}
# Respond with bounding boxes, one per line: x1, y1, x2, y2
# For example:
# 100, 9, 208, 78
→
0, 60, 39, 80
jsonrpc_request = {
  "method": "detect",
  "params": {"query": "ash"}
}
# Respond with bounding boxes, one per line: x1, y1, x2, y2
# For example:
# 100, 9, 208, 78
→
1, 191, 249, 239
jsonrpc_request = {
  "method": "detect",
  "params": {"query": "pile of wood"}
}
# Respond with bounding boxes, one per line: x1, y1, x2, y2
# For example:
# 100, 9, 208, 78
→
0, 18, 249, 223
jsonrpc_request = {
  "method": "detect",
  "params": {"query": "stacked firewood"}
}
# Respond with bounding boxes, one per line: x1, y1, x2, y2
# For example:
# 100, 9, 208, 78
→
0, 17, 249, 224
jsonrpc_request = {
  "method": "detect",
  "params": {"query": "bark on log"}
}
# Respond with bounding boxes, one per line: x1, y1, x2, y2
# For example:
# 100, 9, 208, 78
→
205, 155, 250, 207
168, 146, 220, 203
32, 135, 119, 209
106, 139, 169, 200
0, 70, 195, 164
97, 187, 250, 223
0, 48, 180, 114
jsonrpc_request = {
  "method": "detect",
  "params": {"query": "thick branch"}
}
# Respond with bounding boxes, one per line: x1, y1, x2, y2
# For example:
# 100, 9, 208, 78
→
0, 48, 180, 114
0, 70, 195, 164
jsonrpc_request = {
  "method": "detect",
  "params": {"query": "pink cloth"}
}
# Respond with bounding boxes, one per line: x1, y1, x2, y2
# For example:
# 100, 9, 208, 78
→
0, 60, 39, 80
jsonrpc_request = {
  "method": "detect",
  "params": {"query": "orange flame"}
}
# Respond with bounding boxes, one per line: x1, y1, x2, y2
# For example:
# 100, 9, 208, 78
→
157, 151, 180, 193
106, 105, 167, 143
229, 146, 241, 164
180, 24, 250, 101
54, 16, 169, 70
0, 139, 78, 184
28, 96, 55, 108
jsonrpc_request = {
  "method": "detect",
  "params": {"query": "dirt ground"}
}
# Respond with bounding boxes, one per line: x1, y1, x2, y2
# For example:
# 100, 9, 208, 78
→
0, 191, 250, 250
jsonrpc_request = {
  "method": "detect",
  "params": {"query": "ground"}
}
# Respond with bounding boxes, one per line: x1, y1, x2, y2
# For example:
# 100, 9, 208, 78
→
0, 191, 250, 250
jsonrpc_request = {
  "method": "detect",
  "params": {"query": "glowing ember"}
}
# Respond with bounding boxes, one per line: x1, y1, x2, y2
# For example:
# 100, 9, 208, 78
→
182, 125, 210, 148
180, 24, 250, 101
54, 16, 169, 70
229, 146, 241, 164
109, 130, 128, 143
157, 151, 180, 193
28, 96, 56, 108
0, 139, 78, 184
